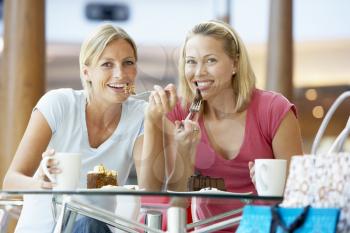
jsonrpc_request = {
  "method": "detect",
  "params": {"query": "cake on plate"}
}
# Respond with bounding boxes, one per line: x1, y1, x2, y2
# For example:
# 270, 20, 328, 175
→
87, 164, 118, 189
187, 174, 226, 191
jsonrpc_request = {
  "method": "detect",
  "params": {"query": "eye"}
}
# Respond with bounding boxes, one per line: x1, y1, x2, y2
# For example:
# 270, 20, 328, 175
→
185, 59, 196, 65
207, 58, 217, 63
124, 60, 135, 66
101, 62, 113, 68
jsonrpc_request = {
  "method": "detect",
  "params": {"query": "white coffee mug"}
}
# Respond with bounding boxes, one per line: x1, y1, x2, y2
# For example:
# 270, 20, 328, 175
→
255, 159, 287, 196
41, 152, 81, 190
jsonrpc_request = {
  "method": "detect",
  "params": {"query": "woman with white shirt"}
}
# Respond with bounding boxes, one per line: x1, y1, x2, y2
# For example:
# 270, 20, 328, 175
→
3, 24, 146, 233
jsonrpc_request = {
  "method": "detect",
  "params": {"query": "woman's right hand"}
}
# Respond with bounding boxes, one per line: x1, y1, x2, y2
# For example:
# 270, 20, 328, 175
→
174, 119, 201, 162
248, 161, 256, 187
175, 119, 201, 151
37, 148, 60, 189
146, 84, 177, 121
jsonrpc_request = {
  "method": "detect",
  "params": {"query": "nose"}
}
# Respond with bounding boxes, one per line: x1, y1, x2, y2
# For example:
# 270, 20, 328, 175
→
194, 63, 207, 77
112, 65, 123, 79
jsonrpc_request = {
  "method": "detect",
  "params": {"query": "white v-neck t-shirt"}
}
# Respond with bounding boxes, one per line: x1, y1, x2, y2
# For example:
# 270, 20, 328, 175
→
15, 88, 147, 233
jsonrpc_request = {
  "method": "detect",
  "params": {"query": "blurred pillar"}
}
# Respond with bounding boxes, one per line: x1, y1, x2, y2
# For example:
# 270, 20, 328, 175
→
0, 0, 45, 184
215, 0, 231, 24
266, 0, 293, 100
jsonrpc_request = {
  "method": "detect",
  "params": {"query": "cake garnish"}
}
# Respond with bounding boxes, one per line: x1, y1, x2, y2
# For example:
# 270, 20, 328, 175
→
124, 83, 136, 95
93, 164, 107, 173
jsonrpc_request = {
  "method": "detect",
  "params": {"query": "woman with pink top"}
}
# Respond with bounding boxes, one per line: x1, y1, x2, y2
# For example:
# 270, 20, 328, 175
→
141, 20, 303, 232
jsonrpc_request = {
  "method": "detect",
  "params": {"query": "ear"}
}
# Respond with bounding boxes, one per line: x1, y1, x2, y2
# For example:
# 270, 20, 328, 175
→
232, 63, 238, 75
82, 65, 91, 82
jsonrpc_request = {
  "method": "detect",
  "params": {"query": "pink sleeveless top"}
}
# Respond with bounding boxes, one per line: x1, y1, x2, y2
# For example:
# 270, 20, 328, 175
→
167, 89, 296, 232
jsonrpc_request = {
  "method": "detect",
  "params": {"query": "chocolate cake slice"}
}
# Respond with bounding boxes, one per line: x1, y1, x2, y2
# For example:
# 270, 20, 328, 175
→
87, 164, 118, 189
187, 174, 226, 191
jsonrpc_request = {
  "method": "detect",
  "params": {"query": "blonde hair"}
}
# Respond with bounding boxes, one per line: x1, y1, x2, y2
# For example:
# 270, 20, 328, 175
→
178, 20, 256, 112
79, 24, 137, 102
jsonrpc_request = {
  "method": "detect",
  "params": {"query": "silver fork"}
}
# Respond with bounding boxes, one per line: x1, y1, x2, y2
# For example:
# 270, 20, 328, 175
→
187, 85, 203, 120
179, 83, 203, 130
130, 84, 203, 117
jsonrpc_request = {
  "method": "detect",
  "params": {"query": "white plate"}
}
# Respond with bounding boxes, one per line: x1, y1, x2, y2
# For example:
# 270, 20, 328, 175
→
77, 185, 143, 192
167, 188, 253, 196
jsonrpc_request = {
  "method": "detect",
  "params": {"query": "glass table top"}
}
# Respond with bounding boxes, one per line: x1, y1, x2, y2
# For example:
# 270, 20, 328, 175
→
0, 188, 283, 233
0, 188, 283, 201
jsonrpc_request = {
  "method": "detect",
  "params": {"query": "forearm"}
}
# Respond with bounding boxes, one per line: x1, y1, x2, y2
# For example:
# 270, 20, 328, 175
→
3, 170, 41, 190
139, 116, 166, 191
167, 145, 196, 191
2, 110, 53, 190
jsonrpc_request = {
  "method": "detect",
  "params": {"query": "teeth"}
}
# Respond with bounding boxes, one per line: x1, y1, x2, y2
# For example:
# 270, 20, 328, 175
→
196, 81, 211, 87
108, 83, 126, 88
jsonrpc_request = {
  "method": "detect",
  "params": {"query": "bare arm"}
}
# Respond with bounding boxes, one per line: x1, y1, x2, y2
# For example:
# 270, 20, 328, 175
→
3, 110, 52, 190
272, 110, 304, 163
140, 84, 201, 191
167, 120, 200, 191
132, 135, 145, 186
138, 115, 167, 191
140, 115, 199, 192
249, 110, 303, 185
139, 84, 177, 191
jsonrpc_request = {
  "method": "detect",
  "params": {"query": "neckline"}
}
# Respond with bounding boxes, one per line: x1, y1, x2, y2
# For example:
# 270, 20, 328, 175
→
199, 104, 250, 163
80, 97, 128, 151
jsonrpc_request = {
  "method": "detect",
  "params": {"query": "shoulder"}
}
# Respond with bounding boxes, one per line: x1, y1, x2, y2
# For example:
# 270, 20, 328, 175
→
250, 89, 297, 140
252, 89, 289, 104
251, 89, 296, 115
40, 88, 85, 106
35, 89, 85, 133
36, 88, 85, 119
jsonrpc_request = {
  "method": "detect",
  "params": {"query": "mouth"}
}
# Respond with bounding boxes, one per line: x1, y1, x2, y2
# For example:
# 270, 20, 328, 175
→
107, 83, 135, 94
107, 83, 127, 89
194, 80, 213, 91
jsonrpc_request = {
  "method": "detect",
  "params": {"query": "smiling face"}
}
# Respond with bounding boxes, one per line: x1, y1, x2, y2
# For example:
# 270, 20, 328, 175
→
184, 35, 236, 101
83, 39, 137, 104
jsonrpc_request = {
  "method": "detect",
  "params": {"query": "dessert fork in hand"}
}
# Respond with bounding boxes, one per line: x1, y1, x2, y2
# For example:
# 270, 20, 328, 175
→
187, 83, 203, 120
178, 83, 203, 130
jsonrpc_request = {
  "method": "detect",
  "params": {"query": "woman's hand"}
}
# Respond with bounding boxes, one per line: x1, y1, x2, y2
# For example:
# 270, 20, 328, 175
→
174, 119, 201, 160
248, 161, 256, 187
146, 84, 177, 122
37, 148, 61, 189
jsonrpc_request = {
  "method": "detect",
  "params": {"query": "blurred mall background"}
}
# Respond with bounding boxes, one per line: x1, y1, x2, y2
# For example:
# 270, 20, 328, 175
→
0, 0, 349, 164
45, 0, 349, 148
0, 0, 349, 167
0, 0, 349, 231
0, 0, 350, 175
